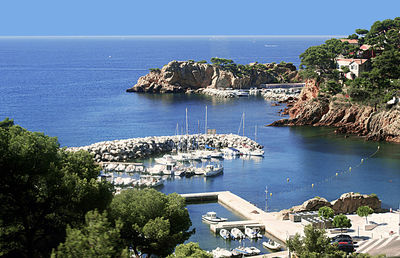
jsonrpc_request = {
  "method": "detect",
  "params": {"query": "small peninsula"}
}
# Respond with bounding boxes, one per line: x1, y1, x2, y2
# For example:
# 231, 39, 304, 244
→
126, 58, 300, 93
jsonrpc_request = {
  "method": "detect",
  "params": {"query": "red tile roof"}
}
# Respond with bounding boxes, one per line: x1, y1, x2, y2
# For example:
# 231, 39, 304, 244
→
340, 39, 359, 44
360, 44, 371, 50
336, 58, 369, 65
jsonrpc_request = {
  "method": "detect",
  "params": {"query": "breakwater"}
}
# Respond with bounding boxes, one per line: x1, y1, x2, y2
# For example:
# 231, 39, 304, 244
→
67, 134, 263, 162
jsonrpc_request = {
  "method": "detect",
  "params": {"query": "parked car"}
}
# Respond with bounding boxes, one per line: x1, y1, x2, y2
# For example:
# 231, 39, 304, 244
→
331, 234, 354, 253
331, 234, 353, 244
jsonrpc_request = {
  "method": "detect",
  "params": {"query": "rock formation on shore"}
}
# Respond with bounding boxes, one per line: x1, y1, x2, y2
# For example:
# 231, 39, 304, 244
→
277, 192, 382, 220
126, 60, 299, 93
269, 80, 400, 143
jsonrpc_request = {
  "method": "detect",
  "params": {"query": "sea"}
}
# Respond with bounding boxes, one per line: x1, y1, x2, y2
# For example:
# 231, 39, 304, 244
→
1, 36, 399, 253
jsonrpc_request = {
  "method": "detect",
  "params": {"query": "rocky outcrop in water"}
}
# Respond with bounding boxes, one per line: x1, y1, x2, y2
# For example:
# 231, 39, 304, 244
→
277, 192, 382, 220
269, 80, 400, 143
126, 61, 299, 93
67, 134, 263, 163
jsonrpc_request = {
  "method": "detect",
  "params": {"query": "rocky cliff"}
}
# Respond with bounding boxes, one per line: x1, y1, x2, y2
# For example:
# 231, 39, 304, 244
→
269, 80, 400, 143
126, 61, 299, 93
277, 192, 382, 220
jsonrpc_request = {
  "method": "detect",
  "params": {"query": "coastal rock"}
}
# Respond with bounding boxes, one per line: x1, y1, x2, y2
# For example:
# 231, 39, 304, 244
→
127, 61, 299, 93
331, 192, 381, 214
277, 192, 382, 220
268, 79, 400, 143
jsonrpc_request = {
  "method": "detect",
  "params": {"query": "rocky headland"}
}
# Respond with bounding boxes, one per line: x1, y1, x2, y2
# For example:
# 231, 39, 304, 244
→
269, 79, 400, 143
67, 134, 263, 163
277, 192, 382, 220
126, 60, 299, 94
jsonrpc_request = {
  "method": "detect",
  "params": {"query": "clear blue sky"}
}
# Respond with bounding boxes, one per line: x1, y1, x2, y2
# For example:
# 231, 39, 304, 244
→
0, 0, 399, 36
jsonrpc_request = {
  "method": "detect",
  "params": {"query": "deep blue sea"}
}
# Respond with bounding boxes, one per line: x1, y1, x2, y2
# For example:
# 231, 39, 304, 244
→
1, 37, 399, 252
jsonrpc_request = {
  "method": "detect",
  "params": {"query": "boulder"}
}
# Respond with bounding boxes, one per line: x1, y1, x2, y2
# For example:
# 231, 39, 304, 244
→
331, 192, 381, 214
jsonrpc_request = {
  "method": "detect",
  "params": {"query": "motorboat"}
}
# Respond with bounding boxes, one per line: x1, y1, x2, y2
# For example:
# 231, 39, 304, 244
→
202, 212, 228, 224
155, 154, 177, 165
203, 164, 223, 177
222, 147, 240, 156
137, 175, 164, 188
232, 246, 250, 256
212, 247, 232, 258
230, 228, 245, 240
235, 90, 249, 97
210, 150, 224, 158
250, 149, 264, 156
245, 227, 263, 239
245, 246, 260, 255
263, 239, 281, 251
147, 164, 165, 175
219, 229, 231, 240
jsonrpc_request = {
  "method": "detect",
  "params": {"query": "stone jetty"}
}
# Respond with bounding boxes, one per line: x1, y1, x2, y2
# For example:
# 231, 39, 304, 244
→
67, 134, 263, 163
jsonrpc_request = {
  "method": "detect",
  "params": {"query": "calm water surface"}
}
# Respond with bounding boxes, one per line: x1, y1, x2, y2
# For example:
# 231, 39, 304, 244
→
1, 37, 399, 252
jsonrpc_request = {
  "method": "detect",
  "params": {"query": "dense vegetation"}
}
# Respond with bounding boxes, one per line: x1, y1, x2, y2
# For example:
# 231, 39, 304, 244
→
0, 118, 194, 257
299, 17, 400, 105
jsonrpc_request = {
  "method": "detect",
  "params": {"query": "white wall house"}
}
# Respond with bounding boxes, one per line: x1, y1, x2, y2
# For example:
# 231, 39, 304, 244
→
336, 58, 369, 79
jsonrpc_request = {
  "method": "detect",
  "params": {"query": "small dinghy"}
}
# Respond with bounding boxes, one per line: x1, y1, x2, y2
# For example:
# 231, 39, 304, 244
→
219, 229, 231, 240
230, 228, 245, 240
263, 239, 282, 251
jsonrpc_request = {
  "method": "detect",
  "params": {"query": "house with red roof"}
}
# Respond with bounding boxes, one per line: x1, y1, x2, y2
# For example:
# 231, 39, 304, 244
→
336, 58, 370, 79
340, 39, 359, 45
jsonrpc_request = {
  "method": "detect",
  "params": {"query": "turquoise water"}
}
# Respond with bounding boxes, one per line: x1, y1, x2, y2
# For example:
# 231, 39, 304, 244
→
1, 37, 399, 252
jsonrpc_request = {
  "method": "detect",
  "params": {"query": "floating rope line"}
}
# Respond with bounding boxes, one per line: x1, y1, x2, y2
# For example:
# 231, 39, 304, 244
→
268, 145, 381, 197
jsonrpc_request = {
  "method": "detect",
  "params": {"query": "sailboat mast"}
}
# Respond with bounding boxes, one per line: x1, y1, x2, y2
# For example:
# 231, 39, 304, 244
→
185, 108, 188, 135
205, 105, 208, 135
255, 125, 257, 142
243, 112, 245, 137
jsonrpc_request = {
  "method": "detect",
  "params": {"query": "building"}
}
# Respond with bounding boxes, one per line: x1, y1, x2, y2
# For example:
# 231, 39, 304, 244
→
340, 39, 359, 45
336, 58, 370, 79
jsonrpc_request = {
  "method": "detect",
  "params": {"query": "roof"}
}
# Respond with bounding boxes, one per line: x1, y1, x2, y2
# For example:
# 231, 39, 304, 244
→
340, 39, 359, 44
336, 58, 369, 65
360, 44, 371, 50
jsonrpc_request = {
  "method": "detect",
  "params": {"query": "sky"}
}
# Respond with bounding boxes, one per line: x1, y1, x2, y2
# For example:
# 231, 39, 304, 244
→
0, 0, 399, 36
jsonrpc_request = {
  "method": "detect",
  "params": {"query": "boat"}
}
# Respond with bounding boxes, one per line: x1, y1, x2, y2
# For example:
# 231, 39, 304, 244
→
235, 90, 249, 97
212, 247, 232, 258
203, 164, 223, 177
263, 239, 281, 251
230, 228, 245, 240
232, 246, 251, 256
147, 164, 166, 175
155, 154, 177, 165
219, 229, 231, 240
222, 147, 240, 156
249, 149, 264, 156
201, 212, 228, 224
245, 246, 260, 255
245, 227, 263, 239
137, 175, 164, 188
210, 150, 224, 158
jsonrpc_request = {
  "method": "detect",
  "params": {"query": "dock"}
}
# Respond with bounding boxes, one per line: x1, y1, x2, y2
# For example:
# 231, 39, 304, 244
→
181, 191, 304, 244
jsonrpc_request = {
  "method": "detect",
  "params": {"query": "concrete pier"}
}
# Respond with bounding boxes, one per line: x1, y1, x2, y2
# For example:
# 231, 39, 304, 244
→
180, 191, 304, 244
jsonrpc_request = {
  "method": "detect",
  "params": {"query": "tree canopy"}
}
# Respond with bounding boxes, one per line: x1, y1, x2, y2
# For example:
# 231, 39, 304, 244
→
0, 118, 113, 257
332, 214, 352, 232
108, 188, 194, 257
318, 206, 334, 220
167, 242, 212, 258
357, 206, 374, 224
52, 210, 129, 258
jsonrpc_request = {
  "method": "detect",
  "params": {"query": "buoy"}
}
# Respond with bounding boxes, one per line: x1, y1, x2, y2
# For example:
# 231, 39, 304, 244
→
336, 172, 338, 176
361, 158, 364, 163
311, 183, 314, 188
287, 178, 290, 182
378, 146, 380, 150
349, 167, 352, 172
270, 192, 272, 196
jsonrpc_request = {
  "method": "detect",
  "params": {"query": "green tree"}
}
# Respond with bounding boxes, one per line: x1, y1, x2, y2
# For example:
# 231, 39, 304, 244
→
357, 206, 374, 224
287, 225, 337, 257
356, 29, 369, 35
319, 207, 334, 220
108, 189, 194, 257
332, 214, 352, 232
52, 210, 129, 258
0, 119, 113, 257
167, 242, 212, 258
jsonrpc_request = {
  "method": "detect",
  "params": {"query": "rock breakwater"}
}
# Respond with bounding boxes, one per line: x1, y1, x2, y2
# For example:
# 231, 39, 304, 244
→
67, 134, 263, 163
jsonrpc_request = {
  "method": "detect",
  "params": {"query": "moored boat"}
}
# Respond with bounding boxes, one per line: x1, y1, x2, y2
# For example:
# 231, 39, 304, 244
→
212, 247, 232, 258
219, 228, 231, 240
202, 212, 228, 223
263, 239, 281, 251
230, 228, 245, 240
203, 164, 223, 177
245, 227, 263, 239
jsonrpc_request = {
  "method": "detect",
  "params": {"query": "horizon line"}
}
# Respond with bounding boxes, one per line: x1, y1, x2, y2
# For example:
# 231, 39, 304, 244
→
0, 34, 345, 39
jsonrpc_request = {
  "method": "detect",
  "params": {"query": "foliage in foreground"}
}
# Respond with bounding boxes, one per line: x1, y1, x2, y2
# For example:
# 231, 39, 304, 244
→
51, 210, 129, 257
167, 242, 212, 258
0, 118, 113, 257
357, 206, 374, 224
108, 188, 194, 257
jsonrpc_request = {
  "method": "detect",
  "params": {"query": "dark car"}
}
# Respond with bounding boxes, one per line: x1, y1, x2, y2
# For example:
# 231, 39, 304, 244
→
337, 242, 355, 253
331, 234, 353, 244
